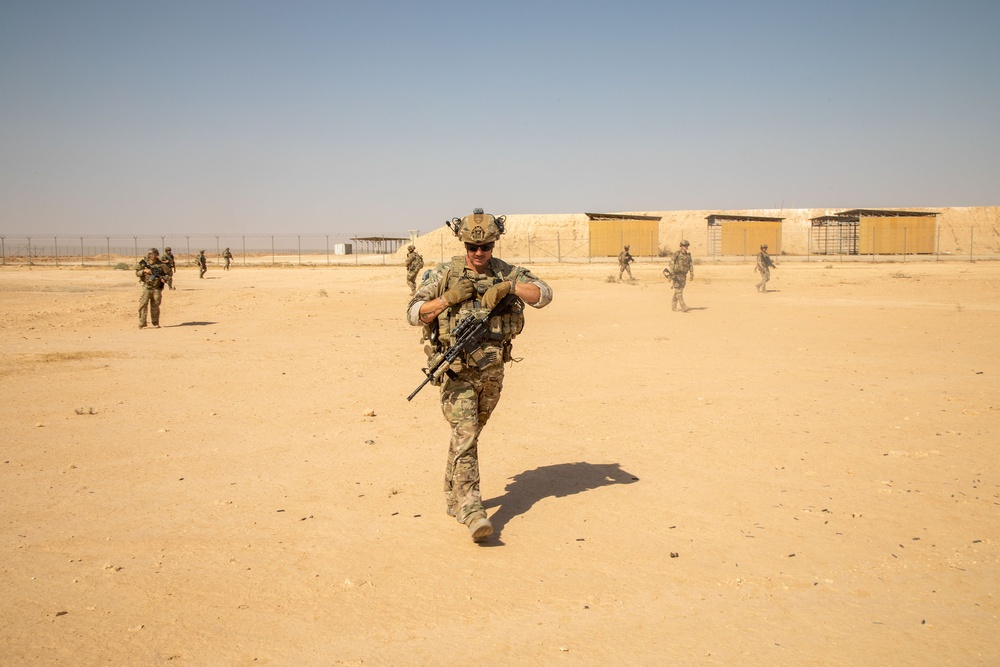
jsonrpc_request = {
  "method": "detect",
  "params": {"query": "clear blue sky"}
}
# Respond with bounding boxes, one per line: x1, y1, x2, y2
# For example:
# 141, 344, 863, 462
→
2, 1, 998, 236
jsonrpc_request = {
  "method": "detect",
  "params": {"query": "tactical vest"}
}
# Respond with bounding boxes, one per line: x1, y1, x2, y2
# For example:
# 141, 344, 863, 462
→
429, 256, 525, 370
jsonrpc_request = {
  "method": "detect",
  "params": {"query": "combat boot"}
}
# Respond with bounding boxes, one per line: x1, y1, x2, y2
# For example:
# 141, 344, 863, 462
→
467, 515, 493, 542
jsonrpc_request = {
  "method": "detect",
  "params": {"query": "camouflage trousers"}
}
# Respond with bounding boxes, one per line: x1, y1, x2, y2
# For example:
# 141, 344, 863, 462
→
138, 285, 163, 326
406, 270, 419, 293
756, 268, 770, 292
671, 278, 688, 311
618, 264, 633, 280
440, 362, 505, 525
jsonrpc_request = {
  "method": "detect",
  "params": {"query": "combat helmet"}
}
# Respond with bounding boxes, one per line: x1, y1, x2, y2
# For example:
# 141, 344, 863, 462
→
164, 246, 171, 252
148, 247, 159, 255
761, 244, 768, 250
679, 239, 690, 247
407, 244, 415, 251
447, 208, 506, 245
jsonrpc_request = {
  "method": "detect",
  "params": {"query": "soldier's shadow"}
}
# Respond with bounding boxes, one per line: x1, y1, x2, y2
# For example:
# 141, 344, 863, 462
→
483, 462, 639, 539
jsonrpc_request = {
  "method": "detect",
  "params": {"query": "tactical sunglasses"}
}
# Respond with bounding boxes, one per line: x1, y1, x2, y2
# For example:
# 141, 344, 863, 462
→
465, 242, 495, 252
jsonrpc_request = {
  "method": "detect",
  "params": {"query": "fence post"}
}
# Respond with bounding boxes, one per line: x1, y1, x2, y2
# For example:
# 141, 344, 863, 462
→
557, 232, 561, 262
54, 236, 59, 267
1, 236, 5, 266
27, 236, 32, 263
106, 237, 111, 266
527, 236, 531, 263
297, 235, 301, 266
271, 236, 275, 266
80, 237, 84, 267
133, 236, 137, 260
216, 235, 221, 265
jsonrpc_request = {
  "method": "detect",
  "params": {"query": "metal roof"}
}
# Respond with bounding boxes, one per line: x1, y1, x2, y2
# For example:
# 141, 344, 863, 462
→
706, 214, 785, 224
585, 213, 662, 221
835, 209, 939, 217
811, 215, 859, 224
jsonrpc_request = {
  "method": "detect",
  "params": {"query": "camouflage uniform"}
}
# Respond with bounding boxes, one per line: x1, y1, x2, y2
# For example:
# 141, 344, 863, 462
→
223, 248, 233, 270
405, 246, 424, 294
196, 251, 207, 279
667, 242, 694, 312
618, 246, 634, 281
755, 246, 776, 292
406, 211, 552, 541
162, 247, 176, 290
134, 249, 172, 328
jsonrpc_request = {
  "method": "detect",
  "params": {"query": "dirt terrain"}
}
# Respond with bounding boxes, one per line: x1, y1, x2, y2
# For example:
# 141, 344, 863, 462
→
1, 259, 997, 665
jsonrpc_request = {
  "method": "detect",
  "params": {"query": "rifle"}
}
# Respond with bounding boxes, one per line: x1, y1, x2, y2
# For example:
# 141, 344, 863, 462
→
139, 259, 165, 285
407, 292, 517, 401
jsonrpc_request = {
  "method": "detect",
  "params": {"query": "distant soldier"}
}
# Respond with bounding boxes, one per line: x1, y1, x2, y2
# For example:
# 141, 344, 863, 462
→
618, 245, 635, 281
196, 250, 207, 279
223, 247, 233, 271
405, 244, 424, 294
162, 246, 177, 290
755, 244, 777, 292
134, 247, 172, 329
664, 239, 694, 312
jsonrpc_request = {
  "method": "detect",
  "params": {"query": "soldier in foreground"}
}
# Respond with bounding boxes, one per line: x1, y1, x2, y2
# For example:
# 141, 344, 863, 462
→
223, 247, 233, 270
618, 244, 635, 281
162, 246, 177, 290
404, 244, 424, 294
755, 243, 777, 292
665, 239, 694, 312
406, 209, 553, 542
135, 248, 172, 328
196, 250, 207, 279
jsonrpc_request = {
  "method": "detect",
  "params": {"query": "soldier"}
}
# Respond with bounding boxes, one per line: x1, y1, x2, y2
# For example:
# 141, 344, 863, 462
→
755, 243, 777, 292
404, 244, 424, 294
223, 247, 233, 271
196, 250, 207, 279
406, 208, 553, 543
134, 248, 172, 329
162, 246, 177, 290
618, 244, 635, 281
665, 239, 694, 312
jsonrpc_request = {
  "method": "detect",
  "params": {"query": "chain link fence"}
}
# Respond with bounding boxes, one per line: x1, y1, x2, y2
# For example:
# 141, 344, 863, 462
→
0, 233, 411, 267
2, 228, 993, 269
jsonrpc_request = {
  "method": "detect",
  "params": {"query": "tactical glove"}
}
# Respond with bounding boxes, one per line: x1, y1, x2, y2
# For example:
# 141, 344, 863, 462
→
481, 279, 515, 310
442, 279, 475, 306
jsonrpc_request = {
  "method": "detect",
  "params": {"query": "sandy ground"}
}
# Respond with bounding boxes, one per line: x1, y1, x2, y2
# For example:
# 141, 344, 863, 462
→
1, 259, 997, 666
